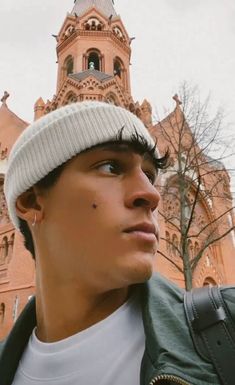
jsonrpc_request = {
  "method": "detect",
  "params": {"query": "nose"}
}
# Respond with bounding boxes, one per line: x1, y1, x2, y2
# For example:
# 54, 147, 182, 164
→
125, 170, 160, 212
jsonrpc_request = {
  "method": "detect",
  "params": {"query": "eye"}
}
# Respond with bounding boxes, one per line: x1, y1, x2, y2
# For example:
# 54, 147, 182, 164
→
97, 160, 122, 175
144, 170, 158, 185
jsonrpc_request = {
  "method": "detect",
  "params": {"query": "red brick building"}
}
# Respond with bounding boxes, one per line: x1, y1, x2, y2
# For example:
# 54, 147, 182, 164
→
1, 0, 235, 339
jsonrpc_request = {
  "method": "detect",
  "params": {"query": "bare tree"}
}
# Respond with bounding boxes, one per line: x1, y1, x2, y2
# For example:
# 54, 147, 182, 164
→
154, 82, 235, 290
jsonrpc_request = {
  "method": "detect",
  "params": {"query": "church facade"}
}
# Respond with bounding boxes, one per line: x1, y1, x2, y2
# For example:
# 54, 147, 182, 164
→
1, 0, 235, 338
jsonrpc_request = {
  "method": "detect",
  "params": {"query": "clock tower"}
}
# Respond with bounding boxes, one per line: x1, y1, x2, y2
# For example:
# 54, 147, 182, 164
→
35, 0, 135, 119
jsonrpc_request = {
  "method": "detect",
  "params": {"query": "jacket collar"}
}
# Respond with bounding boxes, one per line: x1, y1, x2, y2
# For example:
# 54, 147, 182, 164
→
0, 297, 36, 385
0, 274, 180, 385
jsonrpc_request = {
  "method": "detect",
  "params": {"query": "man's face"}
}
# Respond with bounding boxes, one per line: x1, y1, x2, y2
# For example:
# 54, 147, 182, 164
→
37, 143, 160, 293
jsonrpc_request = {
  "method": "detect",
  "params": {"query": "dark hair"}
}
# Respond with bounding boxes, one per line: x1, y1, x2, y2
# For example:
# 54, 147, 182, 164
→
115, 127, 169, 170
19, 163, 66, 260
19, 128, 169, 260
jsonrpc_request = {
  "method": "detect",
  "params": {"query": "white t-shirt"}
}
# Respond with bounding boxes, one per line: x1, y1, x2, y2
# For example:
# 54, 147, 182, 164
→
12, 294, 145, 385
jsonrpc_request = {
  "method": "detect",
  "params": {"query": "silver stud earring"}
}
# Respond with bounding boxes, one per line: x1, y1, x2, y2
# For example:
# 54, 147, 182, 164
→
32, 213, 37, 227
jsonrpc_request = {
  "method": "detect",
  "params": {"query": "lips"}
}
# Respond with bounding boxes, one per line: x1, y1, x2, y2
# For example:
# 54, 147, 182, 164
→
124, 223, 158, 241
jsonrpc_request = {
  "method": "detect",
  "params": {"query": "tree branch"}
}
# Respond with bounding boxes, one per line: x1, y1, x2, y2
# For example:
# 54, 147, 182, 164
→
157, 250, 184, 273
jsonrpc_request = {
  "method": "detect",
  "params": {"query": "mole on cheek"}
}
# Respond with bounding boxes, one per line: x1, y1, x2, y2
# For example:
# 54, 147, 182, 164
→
92, 203, 98, 209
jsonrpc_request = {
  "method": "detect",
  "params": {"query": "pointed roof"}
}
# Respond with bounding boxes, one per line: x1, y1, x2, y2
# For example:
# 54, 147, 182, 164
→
0, 94, 28, 152
34, 97, 45, 108
72, 0, 117, 18
70, 69, 114, 82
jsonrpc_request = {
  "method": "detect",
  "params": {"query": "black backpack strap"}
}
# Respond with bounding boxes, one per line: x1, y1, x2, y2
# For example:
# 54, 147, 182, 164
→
184, 285, 235, 385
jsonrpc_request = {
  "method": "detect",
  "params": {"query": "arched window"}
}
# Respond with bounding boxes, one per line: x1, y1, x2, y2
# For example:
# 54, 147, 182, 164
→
105, 93, 118, 106
113, 58, 122, 78
88, 51, 100, 70
0, 236, 8, 265
194, 241, 200, 258
187, 239, 193, 259
84, 17, 103, 31
91, 20, 97, 30
64, 55, 74, 76
63, 25, 75, 40
0, 303, 5, 324
185, 199, 191, 221
113, 57, 126, 87
113, 26, 125, 42
63, 92, 78, 106
66, 57, 74, 75
165, 231, 171, 254
172, 234, 179, 257
203, 277, 217, 287
8, 233, 15, 261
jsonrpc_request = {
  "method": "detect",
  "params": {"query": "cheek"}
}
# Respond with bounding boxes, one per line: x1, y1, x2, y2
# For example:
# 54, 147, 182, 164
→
51, 193, 103, 239
43, 179, 123, 247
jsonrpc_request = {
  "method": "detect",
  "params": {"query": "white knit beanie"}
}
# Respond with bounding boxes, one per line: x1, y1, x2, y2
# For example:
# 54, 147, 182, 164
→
4, 101, 155, 229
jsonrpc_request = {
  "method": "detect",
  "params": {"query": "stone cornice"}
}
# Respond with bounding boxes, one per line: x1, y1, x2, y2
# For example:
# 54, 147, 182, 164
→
57, 30, 131, 55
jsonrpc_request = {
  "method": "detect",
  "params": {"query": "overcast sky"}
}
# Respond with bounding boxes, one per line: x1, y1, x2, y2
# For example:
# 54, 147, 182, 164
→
0, 0, 234, 125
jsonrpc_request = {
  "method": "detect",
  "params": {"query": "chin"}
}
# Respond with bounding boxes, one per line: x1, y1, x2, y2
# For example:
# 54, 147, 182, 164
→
124, 254, 154, 284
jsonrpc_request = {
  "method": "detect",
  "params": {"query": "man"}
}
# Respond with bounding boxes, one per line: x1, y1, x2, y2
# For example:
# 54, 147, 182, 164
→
0, 102, 220, 384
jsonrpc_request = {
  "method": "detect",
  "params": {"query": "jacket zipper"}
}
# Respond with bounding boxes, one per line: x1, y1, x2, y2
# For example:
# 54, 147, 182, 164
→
149, 374, 191, 385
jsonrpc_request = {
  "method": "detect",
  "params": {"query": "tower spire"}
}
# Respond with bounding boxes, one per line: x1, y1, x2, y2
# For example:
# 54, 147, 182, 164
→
36, 0, 133, 113
72, 0, 117, 18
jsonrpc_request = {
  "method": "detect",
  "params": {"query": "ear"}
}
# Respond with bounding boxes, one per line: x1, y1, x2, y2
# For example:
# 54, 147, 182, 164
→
15, 187, 44, 225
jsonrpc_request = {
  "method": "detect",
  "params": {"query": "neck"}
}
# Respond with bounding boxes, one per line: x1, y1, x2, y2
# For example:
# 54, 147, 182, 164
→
35, 272, 129, 343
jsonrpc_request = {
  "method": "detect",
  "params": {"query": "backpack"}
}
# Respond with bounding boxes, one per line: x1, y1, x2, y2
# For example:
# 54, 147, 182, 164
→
184, 285, 235, 385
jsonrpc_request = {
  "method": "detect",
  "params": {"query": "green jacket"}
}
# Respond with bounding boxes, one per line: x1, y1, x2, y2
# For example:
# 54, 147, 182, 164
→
0, 273, 228, 385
